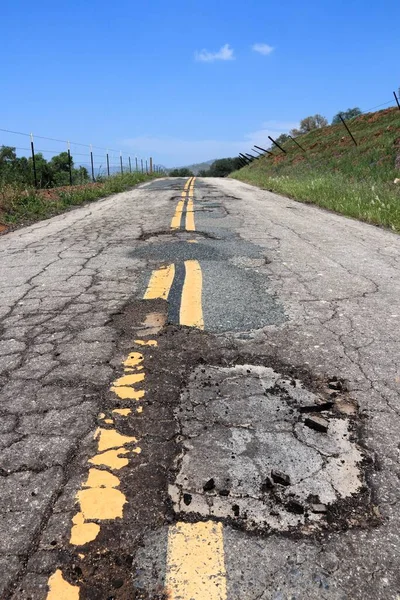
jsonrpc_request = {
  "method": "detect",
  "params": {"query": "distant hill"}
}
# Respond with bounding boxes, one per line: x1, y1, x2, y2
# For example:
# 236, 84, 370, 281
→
173, 159, 216, 175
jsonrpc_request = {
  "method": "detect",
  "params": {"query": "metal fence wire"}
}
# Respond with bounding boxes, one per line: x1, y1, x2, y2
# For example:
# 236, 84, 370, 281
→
0, 127, 164, 188
238, 94, 400, 168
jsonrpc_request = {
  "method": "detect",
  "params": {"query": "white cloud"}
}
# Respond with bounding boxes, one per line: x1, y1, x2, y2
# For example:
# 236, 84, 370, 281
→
252, 43, 274, 56
121, 120, 298, 166
195, 44, 235, 62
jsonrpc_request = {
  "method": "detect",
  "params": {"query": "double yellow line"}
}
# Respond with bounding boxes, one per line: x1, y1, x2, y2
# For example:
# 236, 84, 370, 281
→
171, 176, 196, 231
144, 260, 203, 329
144, 178, 226, 600
144, 177, 203, 329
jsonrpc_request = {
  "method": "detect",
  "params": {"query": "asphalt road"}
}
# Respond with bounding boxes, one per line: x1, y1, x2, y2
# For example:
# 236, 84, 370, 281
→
0, 176, 399, 599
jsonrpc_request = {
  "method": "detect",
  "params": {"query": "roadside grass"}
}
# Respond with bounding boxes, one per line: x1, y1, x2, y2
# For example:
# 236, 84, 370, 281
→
231, 107, 400, 231
0, 172, 157, 230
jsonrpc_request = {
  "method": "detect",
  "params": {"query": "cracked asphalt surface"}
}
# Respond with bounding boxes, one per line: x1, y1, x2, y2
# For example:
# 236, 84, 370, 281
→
0, 177, 399, 599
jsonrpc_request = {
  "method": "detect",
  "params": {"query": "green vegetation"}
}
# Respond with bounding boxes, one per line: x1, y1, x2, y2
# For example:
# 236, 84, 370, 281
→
199, 157, 242, 177
290, 114, 328, 137
169, 168, 194, 177
176, 159, 215, 175
332, 107, 362, 124
0, 146, 90, 188
0, 171, 157, 230
231, 107, 400, 231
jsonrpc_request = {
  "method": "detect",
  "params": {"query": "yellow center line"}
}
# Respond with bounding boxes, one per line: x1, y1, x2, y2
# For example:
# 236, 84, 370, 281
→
185, 197, 195, 231
143, 264, 175, 300
183, 177, 192, 190
171, 177, 196, 231
180, 259, 204, 329
165, 521, 227, 600
171, 197, 185, 230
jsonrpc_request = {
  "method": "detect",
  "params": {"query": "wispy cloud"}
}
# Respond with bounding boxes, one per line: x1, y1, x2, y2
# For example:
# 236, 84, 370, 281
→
252, 43, 274, 56
121, 120, 298, 166
195, 43, 235, 62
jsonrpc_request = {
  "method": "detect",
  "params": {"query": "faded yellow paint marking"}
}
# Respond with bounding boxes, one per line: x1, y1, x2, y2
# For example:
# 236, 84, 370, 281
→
83, 468, 120, 488
132, 447, 142, 454
123, 352, 144, 367
89, 448, 130, 470
184, 177, 193, 190
180, 260, 204, 329
98, 412, 105, 419
46, 569, 80, 600
113, 408, 132, 416
136, 406, 143, 414
166, 521, 227, 600
186, 197, 195, 231
144, 264, 175, 300
96, 428, 137, 452
135, 339, 158, 346
187, 239, 198, 243
70, 512, 100, 545
110, 386, 145, 401
112, 372, 145, 387
104, 418, 113, 424
171, 198, 185, 229
77, 487, 126, 520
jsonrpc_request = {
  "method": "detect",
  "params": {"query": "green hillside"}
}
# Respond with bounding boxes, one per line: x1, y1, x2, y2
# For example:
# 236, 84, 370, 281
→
175, 159, 215, 175
231, 107, 400, 231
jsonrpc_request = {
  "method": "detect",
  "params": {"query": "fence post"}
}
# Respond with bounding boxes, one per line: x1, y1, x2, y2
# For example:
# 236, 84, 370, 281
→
90, 145, 95, 182
106, 151, 110, 177
268, 135, 286, 153
135, 157, 138, 172
67, 141, 73, 186
254, 145, 273, 156
30, 133, 38, 188
393, 91, 400, 111
141, 159, 144, 173
129, 157, 132, 173
120, 151, 123, 174
150, 157, 153, 174
145, 159, 148, 174
288, 135, 306, 152
339, 115, 357, 146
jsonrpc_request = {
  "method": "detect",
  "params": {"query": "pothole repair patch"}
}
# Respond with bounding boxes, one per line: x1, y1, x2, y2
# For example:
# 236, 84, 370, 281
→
169, 365, 372, 533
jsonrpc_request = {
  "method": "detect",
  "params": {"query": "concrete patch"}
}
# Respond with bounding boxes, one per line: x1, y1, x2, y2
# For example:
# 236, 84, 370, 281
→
170, 365, 369, 532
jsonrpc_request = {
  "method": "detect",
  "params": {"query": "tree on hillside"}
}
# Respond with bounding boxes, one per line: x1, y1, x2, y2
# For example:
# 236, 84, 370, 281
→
332, 107, 362, 124
169, 168, 194, 177
0, 145, 90, 188
290, 114, 328, 137
272, 133, 290, 147
201, 157, 243, 177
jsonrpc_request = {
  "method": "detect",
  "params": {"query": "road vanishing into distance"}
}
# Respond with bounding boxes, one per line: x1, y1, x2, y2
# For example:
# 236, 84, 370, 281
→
0, 176, 399, 599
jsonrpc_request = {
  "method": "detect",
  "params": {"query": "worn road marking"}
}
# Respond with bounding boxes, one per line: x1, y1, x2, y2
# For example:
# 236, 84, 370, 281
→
135, 339, 158, 346
171, 177, 196, 230
144, 264, 175, 299
47, 569, 80, 599
171, 194, 186, 229
166, 521, 227, 600
180, 259, 204, 329
46, 338, 152, 598
186, 196, 195, 231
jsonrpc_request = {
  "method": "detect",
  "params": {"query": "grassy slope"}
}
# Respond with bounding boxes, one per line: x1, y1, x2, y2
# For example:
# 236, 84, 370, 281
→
0, 172, 157, 232
231, 107, 400, 231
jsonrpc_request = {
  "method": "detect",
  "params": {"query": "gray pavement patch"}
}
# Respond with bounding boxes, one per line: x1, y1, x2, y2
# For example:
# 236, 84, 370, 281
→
170, 364, 372, 533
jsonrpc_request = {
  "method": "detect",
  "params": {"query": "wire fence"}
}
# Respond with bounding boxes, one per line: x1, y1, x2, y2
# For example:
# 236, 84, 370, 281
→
238, 93, 400, 169
0, 127, 165, 188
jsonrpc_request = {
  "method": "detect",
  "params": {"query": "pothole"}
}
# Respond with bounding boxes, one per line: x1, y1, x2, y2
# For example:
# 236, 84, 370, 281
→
138, 229, 220, 242
169, 365, 373, 533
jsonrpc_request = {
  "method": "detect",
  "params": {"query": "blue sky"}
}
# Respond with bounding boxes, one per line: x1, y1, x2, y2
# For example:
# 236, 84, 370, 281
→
1, 0, 400, 167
